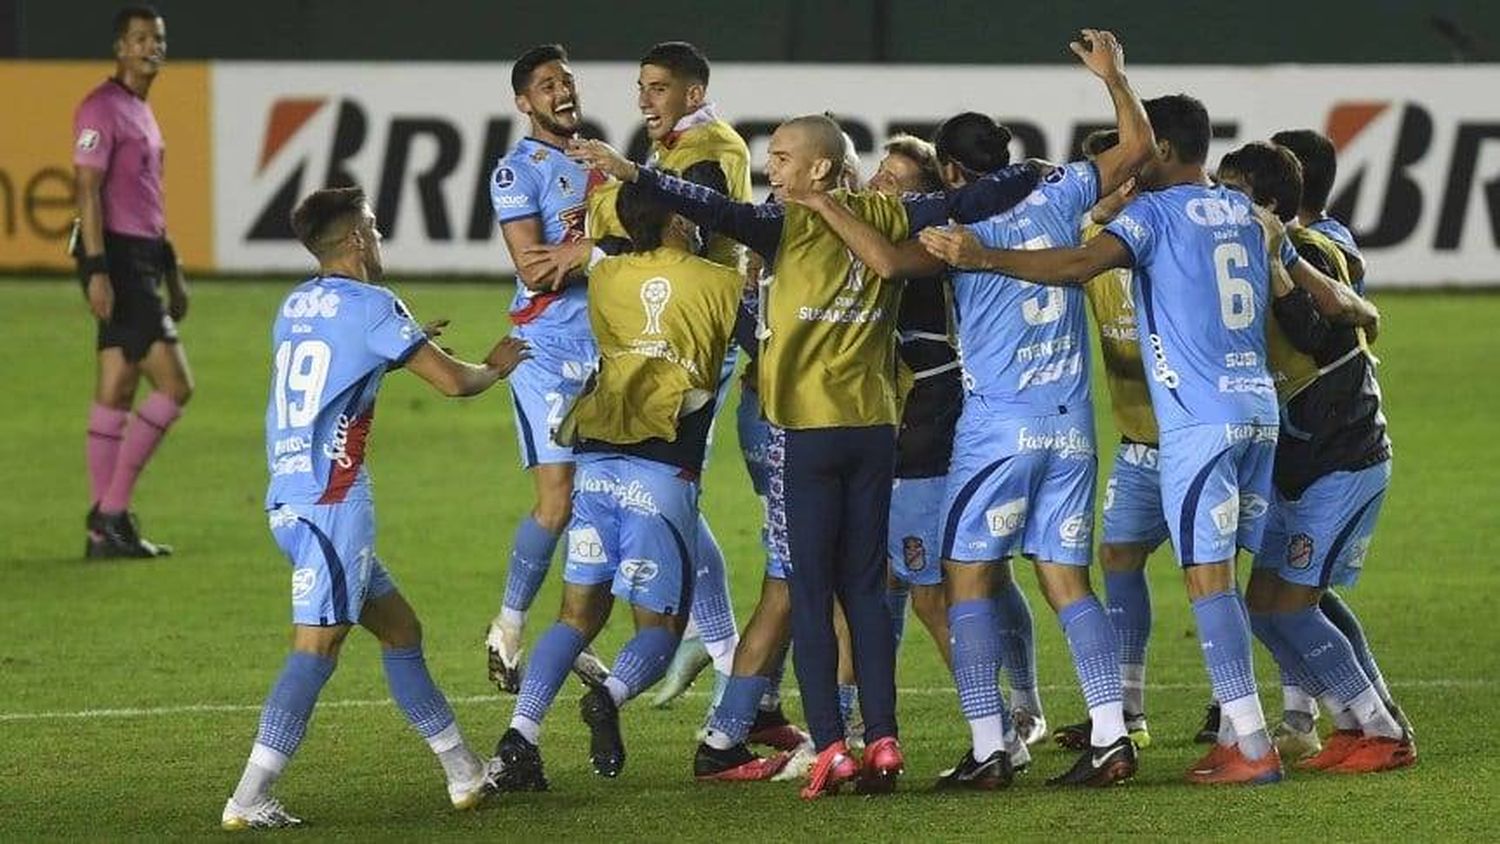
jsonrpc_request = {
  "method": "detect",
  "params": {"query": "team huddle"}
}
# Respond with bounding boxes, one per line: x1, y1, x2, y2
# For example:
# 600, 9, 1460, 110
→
207, 29, 1411, 830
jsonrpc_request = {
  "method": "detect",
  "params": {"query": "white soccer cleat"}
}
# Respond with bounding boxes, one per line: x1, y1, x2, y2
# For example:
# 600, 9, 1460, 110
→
650, 636, 713, 708
448, 770, 493, 811
572, 646, 611, 688
770, 740, 817, 782
1273, 720, 1323, 761
1013, 707, 1049, 747
221, 797, 303, 831
486, 615, 525, 694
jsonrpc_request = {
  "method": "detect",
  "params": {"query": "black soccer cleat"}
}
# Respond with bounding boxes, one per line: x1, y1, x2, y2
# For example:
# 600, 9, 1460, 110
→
580, 683, 626, 778
1053, 718, 1092, 751
491, 728, 549, 792
88, 508, 172, 559
1195, 702, 1222, 745
1046, 736, 1138, 787
934, 747, 1013, 791
693, 741, 789, 781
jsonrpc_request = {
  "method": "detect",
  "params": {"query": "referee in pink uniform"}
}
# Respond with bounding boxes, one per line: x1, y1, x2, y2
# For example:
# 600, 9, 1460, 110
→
74, 5, 192, 559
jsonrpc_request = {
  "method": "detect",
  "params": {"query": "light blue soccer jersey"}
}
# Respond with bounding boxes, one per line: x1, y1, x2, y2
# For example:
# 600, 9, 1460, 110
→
1105, 183, 1297, 433
489, 136, 595, 339
265, 276, 425, 508
1308, 215, 1364, 293
952, 162, 1098, 413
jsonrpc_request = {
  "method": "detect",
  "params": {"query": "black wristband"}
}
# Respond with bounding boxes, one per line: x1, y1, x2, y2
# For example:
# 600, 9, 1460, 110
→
79, 254, 108, 277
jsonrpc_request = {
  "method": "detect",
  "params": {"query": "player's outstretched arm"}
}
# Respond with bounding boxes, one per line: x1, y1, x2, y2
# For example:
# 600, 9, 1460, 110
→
405, 336, 530, 397
904, 163, 1042, 231
1073, 29, 1154, 196
569, 139, 783, 261
919, 225, 1129, 285
784, 188, 943, 280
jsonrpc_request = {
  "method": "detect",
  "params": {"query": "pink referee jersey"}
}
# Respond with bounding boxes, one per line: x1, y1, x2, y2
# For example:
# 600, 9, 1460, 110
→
73, 78, 165, 240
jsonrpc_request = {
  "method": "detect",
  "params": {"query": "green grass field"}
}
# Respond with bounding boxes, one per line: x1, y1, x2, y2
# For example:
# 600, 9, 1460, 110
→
2, 278, 1498, 840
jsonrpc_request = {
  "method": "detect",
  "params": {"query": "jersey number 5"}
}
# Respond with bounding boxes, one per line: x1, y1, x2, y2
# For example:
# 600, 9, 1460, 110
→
274, 340, 332, 430
1020, 235, 1065, 325
1213, 242, 1255, 330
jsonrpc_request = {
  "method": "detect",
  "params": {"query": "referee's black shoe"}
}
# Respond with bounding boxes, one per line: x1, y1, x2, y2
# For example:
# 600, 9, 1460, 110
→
87, 507, 172, 559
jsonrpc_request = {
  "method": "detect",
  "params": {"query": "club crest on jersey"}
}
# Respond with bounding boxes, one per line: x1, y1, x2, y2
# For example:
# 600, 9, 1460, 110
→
1288, 533, 1315, 570
530, 147, 549, 164
640, 276, 672, 335
902, 536, 926, 571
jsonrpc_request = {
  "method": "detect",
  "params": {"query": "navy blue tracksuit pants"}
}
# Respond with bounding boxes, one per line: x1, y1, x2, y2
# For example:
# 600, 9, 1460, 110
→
771, 424, 898, 750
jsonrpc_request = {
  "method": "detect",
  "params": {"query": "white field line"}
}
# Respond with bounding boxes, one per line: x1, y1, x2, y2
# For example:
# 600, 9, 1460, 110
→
0, 678, 1489, 724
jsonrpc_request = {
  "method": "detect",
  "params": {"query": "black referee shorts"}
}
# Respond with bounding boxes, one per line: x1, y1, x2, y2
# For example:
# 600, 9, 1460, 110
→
82, 232, 179, 363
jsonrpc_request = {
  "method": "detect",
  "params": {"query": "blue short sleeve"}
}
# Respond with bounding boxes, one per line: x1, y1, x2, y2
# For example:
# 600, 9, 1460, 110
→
490, 161, 542, 223
365, 287, 426, 364
1278, 234, 1300, 269
1041, 161, 1101, 222
1105, 196, 1154, 268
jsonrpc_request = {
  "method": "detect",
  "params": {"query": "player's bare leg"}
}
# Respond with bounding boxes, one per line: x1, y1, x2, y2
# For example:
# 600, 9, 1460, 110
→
909, 583, 952, 668
91, 341, 189, 558
697, 577, 799, 781
489, 462, 608, 692
834, 600, 861, 748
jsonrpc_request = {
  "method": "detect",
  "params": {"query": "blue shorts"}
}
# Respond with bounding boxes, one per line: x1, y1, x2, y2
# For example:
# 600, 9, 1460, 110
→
1101, 441, 1170, 549
507, 333, 597, 468
268, 500, 396, 627
940, 401, 1097, 566
888, 475, 945, 587
563, 454, 699, 616
1254, 460, 1391, 588
1159, 423, 1277, 566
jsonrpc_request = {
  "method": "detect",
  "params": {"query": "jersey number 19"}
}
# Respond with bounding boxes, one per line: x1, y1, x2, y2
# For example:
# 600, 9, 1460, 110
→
274, 340, 331, 429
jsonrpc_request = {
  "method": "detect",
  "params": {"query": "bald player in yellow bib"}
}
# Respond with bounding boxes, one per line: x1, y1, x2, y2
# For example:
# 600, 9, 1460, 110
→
569, 117, 1039, 798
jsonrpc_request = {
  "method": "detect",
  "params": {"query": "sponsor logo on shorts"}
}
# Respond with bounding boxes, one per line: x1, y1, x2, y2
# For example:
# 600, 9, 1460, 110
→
1239, 493, 1269, 521
619, 558, 659, 584
1059, 513, 1092, 548
1288, 533, 1315, 570
282, 286, 341, 319
1342, 536, 1371, 571
1016, 426, 1094, 458
76, 128, 101, 151
568, 526, 607, 564
291, 567, 317, 601
985, 498, 1028, 538
562, 360, 590, 382
1210, 493, 1240, 536
579, 474, 659, 515
902, 536, 926, 572
1103, 477, 1117, 511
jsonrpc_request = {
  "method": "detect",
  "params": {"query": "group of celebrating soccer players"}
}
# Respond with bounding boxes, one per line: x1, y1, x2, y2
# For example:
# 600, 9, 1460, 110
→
65, 15, 1407, 828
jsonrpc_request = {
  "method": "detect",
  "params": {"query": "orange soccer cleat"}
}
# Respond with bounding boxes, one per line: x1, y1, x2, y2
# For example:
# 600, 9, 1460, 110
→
1296, 730, 1364, 771
1328, 735, 1417, 774
799, 740, 859, 800
1185, 744, 1283, 785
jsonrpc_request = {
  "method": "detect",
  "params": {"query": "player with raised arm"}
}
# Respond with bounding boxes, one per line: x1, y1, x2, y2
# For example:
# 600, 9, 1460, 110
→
795, 30, 1153, 787
485, 44, 607, 694
1215, 143, 1414, 774
221, 187, 527, 830
74, 5, 192, 558
569, 111, 1039, 799
920, 94, 1377, 786
488, 176, 743, 790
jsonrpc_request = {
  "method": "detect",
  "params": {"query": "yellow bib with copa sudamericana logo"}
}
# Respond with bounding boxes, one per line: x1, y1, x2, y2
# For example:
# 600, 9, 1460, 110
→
757, 189, 909, 430
1081, 221, 1159, 445
1265, 225, 1363, 403
558, 247, 742, 446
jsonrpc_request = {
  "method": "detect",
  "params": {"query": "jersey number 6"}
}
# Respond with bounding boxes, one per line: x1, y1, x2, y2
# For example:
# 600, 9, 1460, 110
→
1212, 242, 1255, 330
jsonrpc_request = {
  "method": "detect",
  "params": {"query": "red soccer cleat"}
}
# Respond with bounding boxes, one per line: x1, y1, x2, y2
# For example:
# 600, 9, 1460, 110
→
799, 740, 859, 800
1328, 736, 1417, 775
855, 736, 904, 795
1296, 730, 1364, 771
1184, 744, 1283, 785
694, 743, 790, 782
748, 707, 812, 752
